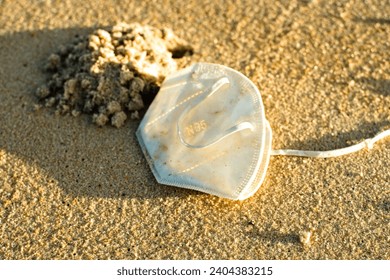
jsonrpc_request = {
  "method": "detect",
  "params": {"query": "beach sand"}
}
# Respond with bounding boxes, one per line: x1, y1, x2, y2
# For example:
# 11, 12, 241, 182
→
0, 0, 389, 259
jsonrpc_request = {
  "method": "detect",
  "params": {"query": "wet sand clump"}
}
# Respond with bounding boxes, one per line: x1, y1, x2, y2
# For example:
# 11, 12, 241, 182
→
36, 22, 193, 127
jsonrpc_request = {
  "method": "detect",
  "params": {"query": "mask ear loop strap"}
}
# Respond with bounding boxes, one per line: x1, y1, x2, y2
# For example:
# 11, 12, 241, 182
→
177, 76, 254, 149
271, 128, 390, 158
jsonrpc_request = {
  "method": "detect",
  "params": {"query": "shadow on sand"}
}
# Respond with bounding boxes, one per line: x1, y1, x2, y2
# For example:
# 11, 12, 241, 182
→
353, 17, 390, 25
0, 27, 200, 201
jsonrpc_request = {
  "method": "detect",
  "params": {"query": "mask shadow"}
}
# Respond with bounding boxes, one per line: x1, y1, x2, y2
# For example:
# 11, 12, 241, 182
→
282, 120, 390, 152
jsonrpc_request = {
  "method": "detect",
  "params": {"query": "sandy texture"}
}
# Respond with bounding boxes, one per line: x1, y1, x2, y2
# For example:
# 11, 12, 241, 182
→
36, 22, 193, 127
0, 0, 389, 259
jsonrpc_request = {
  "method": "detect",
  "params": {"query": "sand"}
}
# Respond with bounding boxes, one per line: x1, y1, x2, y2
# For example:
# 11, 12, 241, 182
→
0, 0, 389, 259
36, 22, 193, 128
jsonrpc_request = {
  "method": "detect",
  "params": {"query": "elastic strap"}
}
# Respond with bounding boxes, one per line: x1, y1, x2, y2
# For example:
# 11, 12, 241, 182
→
271, 129, 390, 158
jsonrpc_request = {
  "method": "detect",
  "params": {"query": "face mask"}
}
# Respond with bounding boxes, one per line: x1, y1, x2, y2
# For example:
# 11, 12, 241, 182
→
136, 63, 390, 200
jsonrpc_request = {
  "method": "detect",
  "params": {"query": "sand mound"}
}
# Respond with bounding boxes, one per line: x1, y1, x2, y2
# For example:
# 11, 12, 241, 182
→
36, 22, 193, 127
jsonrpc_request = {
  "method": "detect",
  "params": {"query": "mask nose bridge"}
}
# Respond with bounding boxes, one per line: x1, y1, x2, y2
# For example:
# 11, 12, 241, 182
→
177, 76, 255, 149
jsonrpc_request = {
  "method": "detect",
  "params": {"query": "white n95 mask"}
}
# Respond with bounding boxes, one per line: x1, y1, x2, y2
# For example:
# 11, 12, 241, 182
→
136, 62, 390, 200
136, 63, 272, 200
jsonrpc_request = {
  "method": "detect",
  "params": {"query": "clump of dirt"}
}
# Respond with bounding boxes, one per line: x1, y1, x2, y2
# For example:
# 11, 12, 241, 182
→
35, 22, 193, 127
